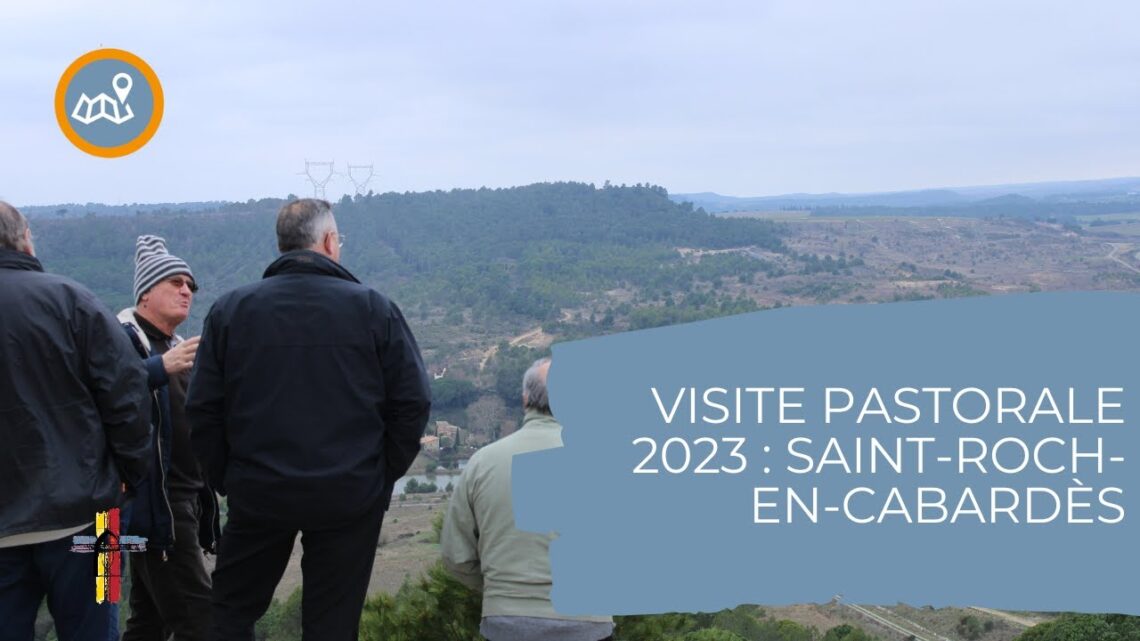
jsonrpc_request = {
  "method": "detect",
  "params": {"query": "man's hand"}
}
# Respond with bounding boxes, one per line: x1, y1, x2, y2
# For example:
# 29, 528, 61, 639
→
162, 336, 200, 374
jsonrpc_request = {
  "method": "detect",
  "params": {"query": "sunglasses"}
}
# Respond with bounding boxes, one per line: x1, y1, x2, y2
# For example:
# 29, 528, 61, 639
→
165, 276, 199, 293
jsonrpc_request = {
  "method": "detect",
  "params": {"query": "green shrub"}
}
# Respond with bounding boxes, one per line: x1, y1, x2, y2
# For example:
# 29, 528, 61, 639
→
1014, 614, 1140, 641
255, 588, 302, 641
358, 561, 482, 641
957, 615, 984, 640
682, 630, 748, 641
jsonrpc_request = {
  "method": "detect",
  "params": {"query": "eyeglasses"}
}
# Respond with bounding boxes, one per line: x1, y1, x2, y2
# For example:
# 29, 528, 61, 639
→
337, 232, 347, 248
165, 276, 199, 293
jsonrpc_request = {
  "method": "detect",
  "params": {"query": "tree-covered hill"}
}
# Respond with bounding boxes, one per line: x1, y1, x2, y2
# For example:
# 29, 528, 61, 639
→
338, 182, 784, 322
29, 182, 786, 333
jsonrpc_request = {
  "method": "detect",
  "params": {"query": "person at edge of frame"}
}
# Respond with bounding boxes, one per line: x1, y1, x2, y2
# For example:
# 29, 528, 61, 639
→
0, 200, 152, 641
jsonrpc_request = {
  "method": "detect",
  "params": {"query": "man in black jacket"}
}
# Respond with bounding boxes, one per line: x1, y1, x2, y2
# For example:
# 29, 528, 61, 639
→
0, 201, 152, 640
187, 198, 431, 641
119, 235, 218, 641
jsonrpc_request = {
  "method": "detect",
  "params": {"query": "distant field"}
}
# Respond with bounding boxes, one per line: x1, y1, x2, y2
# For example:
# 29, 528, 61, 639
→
1079, 212, 1140, 236
1104, 225, 1140, 236
714, 210, 812, 219
1077, 212, 1140, 222
725, 211, 1140, 225
718, 210, 924, 222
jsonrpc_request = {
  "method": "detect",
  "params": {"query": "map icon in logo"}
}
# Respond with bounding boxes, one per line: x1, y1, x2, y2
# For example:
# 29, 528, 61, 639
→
72, 73, 136, 125
56, 49, 164, 158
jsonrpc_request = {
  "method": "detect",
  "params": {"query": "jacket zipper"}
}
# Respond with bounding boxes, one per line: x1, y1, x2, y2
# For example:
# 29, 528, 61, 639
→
153, 388, 176, 557
208, 493, 221, 554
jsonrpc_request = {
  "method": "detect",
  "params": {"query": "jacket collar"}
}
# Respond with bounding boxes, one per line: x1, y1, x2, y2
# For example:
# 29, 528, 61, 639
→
521, 410, 559, 430
117, 307, 180, 355
0, 248, 43, 273
262, 250, 361, 284
134, 311, 174, 342
117, 307, 153, 354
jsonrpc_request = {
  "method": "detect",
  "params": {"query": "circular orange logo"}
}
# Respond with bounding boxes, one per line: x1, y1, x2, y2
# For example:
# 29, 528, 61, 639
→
55, 49, 164, 158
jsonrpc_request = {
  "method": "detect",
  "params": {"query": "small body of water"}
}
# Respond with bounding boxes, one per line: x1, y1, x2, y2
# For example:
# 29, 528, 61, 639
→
394, 459, 468, 495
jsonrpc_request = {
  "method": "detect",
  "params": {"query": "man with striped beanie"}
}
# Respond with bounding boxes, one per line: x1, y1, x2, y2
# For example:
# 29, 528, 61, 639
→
132, 234, 194, 305
119, 235, 219, 641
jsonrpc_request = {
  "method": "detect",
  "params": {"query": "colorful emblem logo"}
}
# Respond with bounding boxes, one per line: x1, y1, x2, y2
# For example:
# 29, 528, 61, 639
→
55, 49, 164, 158
71, 508, 148, 603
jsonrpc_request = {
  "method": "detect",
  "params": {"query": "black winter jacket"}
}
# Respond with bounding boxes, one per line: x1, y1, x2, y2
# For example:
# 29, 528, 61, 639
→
186, 251, 431, 525
0, 249, 151, 539
120, 314, 221, 553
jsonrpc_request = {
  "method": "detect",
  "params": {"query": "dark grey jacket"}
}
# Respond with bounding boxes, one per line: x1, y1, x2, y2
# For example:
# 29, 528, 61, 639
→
0, 248, 151, 539
187, 250, 431, 525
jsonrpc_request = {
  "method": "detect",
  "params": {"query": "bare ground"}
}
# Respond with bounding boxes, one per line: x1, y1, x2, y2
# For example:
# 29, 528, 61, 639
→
762, 601, 1045, 641
270, 496, 448, 601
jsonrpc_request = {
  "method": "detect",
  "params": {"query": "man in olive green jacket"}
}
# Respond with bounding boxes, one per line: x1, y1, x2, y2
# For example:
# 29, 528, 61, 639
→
442, 357, 613, 641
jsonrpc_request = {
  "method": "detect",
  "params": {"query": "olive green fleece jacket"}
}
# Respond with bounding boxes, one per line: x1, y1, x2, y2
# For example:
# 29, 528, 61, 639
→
441, 410, 612, 623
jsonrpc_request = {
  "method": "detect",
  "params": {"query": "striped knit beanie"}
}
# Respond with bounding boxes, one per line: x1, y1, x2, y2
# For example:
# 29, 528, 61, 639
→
133, 235, 193, 303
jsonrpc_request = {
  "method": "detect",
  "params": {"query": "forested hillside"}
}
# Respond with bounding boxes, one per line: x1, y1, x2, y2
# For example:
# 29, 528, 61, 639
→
28, 182, 789, 438
31, 182, 783, 327
335, 182, 784, 322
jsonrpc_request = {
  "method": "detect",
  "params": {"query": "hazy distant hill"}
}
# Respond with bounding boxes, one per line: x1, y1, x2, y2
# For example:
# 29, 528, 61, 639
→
20, 201, 229, 219
673, 188, 967, 210
674, 176, 1140, 216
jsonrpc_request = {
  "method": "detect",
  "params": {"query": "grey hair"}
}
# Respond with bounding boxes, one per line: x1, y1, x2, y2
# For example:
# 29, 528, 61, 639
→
522, 356, 553, 415
276, 198, 336, 253
0, 201, 29, 252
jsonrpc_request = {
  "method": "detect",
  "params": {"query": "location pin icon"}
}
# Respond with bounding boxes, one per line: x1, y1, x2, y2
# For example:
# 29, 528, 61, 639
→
112, 73, 133, 104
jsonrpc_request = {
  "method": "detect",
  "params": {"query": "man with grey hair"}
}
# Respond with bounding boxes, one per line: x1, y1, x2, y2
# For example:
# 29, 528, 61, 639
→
187, 198, 431, 641
0, 201, 152, 639
442, 357, 614, 641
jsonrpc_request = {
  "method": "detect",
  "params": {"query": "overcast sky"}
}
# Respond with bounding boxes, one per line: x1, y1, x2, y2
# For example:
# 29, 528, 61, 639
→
2, 1, 1138, 205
